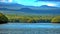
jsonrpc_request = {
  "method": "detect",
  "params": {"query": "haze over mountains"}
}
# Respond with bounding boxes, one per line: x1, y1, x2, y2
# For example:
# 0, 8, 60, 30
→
0, 2, 60, 15
0, 2, 59, 9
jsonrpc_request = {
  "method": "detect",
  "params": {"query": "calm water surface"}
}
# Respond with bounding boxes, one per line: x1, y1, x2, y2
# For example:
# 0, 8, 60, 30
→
0, 23, 60, 34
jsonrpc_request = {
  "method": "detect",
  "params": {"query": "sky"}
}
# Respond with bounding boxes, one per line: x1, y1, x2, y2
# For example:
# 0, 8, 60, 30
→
0, 0, 60, 7
37, 0, 60, 1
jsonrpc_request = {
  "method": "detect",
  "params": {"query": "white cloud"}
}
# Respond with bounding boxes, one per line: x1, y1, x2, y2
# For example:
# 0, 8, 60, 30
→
0, 0, 12, 3
8, 0, 12, 2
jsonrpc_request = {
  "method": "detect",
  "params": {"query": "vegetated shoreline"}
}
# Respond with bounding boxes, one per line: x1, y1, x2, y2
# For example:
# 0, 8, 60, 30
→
0, 10, 60, 23
4, 14, 60, 23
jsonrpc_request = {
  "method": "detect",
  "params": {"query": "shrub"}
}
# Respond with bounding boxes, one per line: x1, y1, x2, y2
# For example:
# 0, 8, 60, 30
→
51, 16, 60, 23
0, 13, 8, 24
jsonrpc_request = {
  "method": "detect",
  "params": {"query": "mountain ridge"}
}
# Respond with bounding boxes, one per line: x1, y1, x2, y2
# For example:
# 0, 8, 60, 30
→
0, 2, 60, 14
0, 2, 59, 9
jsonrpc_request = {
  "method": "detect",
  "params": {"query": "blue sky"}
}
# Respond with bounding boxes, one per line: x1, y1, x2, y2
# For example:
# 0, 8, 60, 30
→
37, 0, 60, 1
15, 0, 60, 7
0, 0, 60, 7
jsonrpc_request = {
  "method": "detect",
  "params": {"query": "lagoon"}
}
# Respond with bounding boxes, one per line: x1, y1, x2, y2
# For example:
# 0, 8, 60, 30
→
0, 23, 60, 34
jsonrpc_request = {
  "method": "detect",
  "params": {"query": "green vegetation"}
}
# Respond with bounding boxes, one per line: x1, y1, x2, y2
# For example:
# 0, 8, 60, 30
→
4, 14, 60, 23
0, 12, 60, 23
0, 13, 59, 23
51, 16, 60, 23
0, 13, 8, 24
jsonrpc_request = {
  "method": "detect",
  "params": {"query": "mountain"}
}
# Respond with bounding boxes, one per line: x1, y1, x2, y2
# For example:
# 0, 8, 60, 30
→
0, 3, 59, 10
0, 2, 25, 10
28, 5, 59, 10
39, 5, 58, 8
19, 7, 60, 14
20, 8, 33, 12
19, 6, 60, 14
0, 3, 60, 14
0, 2, 23, 6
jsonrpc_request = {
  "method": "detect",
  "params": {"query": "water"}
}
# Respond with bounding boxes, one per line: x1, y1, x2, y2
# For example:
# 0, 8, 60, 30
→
0, 23, 60, 34
0, 23, 60, 29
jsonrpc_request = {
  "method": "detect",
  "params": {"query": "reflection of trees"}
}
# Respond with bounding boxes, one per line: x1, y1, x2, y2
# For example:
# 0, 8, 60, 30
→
0, 13, 8, 24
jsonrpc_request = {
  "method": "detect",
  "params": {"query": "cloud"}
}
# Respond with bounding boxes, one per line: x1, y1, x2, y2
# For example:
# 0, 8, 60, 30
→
0, 0, 13, 3
8, 0, 12, 2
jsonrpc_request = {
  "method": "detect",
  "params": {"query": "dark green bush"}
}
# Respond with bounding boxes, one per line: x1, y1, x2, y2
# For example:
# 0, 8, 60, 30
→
0, 13, 8, 24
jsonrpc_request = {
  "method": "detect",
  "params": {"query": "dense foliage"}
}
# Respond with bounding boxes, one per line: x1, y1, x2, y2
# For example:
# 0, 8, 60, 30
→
5, 14, 60, 23
0, 13, 59, 23
0, 13, 8, 24
51, 16, 60, 23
